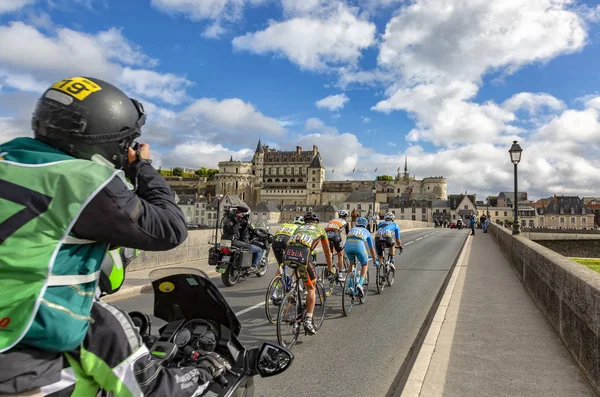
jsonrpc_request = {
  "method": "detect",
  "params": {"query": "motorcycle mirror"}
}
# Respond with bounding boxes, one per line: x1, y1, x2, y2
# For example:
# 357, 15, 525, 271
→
255, 342, 294, 378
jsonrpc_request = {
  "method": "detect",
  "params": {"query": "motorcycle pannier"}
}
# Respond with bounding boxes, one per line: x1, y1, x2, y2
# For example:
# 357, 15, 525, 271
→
208, 246, 220, 266
239, 251, 253, 268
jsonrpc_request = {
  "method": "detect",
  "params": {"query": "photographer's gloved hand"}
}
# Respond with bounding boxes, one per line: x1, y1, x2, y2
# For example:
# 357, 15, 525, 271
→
197, 352, 231, 379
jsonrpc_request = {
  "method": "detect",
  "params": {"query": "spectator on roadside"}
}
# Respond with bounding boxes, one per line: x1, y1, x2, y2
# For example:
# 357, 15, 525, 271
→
469, 212, 476, 235
484, 215, 491, 233
351, 208, 359, 228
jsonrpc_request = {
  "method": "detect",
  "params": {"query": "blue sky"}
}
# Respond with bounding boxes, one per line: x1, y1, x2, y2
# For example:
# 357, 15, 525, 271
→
1, 0, 600, 198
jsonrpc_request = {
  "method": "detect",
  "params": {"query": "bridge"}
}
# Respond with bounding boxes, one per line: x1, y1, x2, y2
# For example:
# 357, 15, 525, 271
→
108, 222, 600, 397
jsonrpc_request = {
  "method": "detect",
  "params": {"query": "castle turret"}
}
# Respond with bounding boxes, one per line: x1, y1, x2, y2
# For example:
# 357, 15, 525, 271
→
307, 149, 325, 205
252, 139, 265, 204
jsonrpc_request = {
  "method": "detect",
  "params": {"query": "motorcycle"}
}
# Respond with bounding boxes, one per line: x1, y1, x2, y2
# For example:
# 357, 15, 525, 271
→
128, 267, 293, 397
209, 226, 274, 287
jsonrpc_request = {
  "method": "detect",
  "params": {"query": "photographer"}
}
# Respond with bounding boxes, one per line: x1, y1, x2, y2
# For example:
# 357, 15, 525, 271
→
0, 76, 229, 396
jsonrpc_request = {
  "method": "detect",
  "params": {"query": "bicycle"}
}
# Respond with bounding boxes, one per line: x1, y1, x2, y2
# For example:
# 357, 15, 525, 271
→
265, 263, 298, 324
315, 247, 349, 297
341, 258, 371, 316
276, 262, 327, 349
375, 245, 400, 294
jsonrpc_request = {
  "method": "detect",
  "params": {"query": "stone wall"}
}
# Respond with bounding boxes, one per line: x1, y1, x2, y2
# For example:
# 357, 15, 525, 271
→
488, 223, 600, 393
126, 220, 433, 272
534, 240, 600, 258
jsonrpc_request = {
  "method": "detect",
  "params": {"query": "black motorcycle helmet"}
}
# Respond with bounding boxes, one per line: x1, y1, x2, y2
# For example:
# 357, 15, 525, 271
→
304, 211, 319, 224
32, 76, 146, 169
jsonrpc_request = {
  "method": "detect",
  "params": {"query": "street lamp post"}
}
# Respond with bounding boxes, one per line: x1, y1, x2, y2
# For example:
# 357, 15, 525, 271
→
486, 196, 490, 217
214, 195, 223, 244
372, 185, 377, 232
509, 141, 523, 235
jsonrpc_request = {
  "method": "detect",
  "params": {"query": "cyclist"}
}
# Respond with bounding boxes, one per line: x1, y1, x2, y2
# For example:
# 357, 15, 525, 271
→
283, 212, 333, 335
375, 212, 403, 270
325, 209, 350, 282
344, 217, 378, 298
272, 216, 305, 277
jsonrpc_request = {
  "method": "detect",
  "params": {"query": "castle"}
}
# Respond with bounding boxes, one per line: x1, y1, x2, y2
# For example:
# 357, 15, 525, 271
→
215, 140, 447, 208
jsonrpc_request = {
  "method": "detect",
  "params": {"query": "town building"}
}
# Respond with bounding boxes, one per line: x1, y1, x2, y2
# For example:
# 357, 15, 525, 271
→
537, 195, 595, 229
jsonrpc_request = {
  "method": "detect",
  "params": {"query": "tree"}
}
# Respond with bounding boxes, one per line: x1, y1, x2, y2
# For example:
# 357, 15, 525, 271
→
376, 175, 394, 181
196, 167, 209, 177
173, 167, 183, 177
207, 169, 219, 179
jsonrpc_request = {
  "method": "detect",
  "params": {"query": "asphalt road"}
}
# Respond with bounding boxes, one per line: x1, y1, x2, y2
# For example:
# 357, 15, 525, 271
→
115, 228, 468, 397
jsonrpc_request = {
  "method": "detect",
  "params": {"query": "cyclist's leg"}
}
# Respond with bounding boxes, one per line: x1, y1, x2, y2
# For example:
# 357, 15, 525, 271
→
334, 233, 344, 272
375, 237, 385, 264
357, 248, 369, 281
298, 260, 317, 334
387, 238, 396, 264
273, 246, 284, 277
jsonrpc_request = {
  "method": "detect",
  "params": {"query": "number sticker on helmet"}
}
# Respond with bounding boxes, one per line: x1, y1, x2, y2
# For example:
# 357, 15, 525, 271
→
50, 77, 102, 101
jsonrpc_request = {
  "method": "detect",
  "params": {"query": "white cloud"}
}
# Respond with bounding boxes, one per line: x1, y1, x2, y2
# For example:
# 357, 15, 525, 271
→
180, 97, 286, 136
584, 96, 600, 111
151, 0, 242, 21
0, 0, 36, 14
372, 0, 590, 150
202, 22, 226, 38
362, 116, 370, 123
150, 0, 268, 37
503, 92, 565, 115
316, 93, 349, 111
0, 21, 193, 105
164, 141, 254, 169
232, 3, 376, 71
0, 116, 29, 142
378, 0, 586, 86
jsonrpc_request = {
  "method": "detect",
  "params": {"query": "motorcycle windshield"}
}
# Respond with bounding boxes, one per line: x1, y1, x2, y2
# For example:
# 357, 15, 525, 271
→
149, 267, 241, 336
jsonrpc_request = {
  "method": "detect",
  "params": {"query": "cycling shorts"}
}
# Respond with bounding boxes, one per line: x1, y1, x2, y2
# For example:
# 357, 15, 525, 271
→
326, 230, 344, 253
344, 240, 369, 266
375, 236, 395, 256
272, 236, 290, 265
283, 245, 316, 288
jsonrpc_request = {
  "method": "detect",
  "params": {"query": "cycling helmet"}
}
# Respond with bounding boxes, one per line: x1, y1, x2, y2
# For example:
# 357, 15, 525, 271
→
356, 217, 368, 228
384, 212, 395, 221
338, 209, 349, 218
32, 76, 146, 169
293, 216, 305, 225
304, 211, 319, 224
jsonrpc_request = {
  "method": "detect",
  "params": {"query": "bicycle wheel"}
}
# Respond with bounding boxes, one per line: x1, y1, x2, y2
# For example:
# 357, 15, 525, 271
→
387, 264, 395, 287
342, 271, 355, 316
360, 266, 369, 304
265, 275, 284, 324
318, 266, 335, 297
276, 288, 301, 349
313, 282, 327, 330
376, 264, 385, 294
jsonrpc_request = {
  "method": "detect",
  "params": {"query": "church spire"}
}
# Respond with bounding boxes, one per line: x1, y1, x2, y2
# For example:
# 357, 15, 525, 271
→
403, 156, 409, 179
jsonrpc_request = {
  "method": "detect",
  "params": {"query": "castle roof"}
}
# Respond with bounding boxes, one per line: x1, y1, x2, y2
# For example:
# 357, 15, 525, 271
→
255, 139, 264, 154
308, 154, 324, 169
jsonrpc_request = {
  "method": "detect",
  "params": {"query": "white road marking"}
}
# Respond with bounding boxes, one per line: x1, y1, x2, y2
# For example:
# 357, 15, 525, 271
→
235, 301, 265, 317
416, 237, 423, 241
405, 241, 414, 245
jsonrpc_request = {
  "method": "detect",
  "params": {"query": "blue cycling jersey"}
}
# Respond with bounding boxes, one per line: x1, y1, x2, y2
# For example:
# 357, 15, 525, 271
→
376, 221, 400, 240
346, 226, 374, 248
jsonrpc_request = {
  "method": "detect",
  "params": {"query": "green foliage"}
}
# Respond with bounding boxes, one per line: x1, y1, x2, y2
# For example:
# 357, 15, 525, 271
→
376, 175, 394, 181
173, 167, 183, 177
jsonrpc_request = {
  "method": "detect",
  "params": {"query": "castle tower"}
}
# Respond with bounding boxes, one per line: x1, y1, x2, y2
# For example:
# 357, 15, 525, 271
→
252, 139, 265, 204
306, 146, 325, 205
